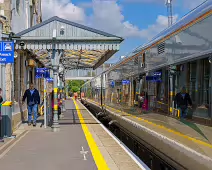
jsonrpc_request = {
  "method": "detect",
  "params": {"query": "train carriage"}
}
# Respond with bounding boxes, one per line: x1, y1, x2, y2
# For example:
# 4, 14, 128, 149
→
81, 0, 212, 125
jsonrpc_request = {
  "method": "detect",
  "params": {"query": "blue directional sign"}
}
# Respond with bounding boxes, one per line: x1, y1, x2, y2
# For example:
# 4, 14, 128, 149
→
146, 76, 162, 82
110, 81, 115, 88
153, 72, 162, 76
0, 41, 14, 63
122, 80, 130, 85
46, 77, 53, 82
35, 68, 50, 79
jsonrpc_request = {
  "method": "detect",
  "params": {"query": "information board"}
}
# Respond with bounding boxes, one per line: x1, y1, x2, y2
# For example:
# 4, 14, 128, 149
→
0, 41, 14, 63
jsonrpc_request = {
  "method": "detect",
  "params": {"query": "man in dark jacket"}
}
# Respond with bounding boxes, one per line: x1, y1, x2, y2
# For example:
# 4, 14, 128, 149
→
22, 83, 40, 126
174, 86, 192, 118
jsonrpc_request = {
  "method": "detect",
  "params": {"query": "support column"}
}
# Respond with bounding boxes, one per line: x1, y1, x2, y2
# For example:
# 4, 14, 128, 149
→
52, 65, 59, 132
51, 45, 60, 132
44, 79, 47, 128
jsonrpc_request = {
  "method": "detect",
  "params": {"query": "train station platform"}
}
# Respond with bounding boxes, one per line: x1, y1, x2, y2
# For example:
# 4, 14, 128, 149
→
0, 99, 146, 170
84, 99, 212, 170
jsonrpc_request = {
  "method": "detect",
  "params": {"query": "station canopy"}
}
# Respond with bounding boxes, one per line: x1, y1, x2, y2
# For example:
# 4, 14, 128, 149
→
15, 16, 123, 70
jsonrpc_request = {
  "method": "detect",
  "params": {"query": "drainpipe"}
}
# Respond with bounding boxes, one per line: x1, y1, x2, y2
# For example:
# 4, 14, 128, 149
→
25, 0, 29, 29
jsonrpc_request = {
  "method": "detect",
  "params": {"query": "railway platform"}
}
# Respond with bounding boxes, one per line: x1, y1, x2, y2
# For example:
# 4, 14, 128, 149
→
0, 99, 146, 170
84, 99, 212, 170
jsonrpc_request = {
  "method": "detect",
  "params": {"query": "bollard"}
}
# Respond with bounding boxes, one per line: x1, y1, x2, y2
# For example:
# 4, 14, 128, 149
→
1, 101, 13, 137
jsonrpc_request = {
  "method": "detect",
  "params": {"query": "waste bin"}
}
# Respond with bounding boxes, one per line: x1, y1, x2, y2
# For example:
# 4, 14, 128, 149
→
1, 101, 12, 137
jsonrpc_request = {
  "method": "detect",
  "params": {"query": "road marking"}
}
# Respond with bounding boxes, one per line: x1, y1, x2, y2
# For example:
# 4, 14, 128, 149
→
0, 130, 30, 160
80, 146, 88, 160
73, 99, 110, 170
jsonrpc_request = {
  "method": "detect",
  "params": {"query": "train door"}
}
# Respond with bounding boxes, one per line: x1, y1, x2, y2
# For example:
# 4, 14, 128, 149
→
133, 78, 139, 106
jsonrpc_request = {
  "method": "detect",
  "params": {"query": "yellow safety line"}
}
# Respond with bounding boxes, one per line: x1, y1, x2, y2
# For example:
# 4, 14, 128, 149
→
87, 99, 212, 149
73, 99, 109, 170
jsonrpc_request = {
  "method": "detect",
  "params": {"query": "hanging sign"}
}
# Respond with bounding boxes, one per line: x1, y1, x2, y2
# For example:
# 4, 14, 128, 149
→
46, 77, 53, 82
35, 68, 50, 79
122, 80, 130, 85
110, 80, 115, 88
153, 72, 162, 76
0, 41, 14, 63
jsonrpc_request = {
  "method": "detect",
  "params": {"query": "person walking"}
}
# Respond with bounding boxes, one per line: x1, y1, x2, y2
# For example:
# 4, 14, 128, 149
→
22, 83, 40, 126
174, 86, 192, 118
74, 92, 78, 100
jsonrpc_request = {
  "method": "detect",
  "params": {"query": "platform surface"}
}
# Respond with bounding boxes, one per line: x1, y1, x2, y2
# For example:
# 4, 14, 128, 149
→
0, 99, 143, 170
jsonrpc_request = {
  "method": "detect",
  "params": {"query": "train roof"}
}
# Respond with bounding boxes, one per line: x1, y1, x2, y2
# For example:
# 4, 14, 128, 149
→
107, 0, 212, 71
132, 0, 211, 53
82, 0, 212, 85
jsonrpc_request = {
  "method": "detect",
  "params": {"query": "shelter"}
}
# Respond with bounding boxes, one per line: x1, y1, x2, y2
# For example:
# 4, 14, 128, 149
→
15, 16, 123, 70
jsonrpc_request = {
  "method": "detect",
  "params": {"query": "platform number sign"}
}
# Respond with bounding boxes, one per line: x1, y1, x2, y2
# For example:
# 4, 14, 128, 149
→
0, 41, 14, 63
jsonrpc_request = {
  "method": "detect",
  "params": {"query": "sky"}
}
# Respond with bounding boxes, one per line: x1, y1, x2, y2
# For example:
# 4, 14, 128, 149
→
41, 0, 207, 63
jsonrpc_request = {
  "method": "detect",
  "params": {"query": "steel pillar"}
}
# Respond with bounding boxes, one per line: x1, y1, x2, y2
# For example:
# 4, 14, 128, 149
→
44, 79, 47, 128
51, 44, 61, 132
52, 65, 60, 132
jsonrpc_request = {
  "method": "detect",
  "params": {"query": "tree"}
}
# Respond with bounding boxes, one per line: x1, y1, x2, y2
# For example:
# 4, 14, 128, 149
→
67, 80, 85, 93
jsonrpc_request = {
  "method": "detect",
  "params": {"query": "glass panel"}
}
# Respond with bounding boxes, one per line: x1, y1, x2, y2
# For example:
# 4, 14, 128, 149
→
193, 59, 210, 118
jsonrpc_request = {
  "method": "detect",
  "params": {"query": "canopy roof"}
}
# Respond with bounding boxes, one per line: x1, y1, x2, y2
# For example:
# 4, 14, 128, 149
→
15, 16, 123, 69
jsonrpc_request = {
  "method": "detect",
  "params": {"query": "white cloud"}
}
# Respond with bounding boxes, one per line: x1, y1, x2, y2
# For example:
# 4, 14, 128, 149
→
41, 0, 178, 40
183, 0, 206, 9
41, 0, 85, 23
140, 14, 178, 40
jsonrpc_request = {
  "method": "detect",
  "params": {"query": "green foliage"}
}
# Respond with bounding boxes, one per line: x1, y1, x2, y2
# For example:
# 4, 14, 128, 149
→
67, 80, 85, 93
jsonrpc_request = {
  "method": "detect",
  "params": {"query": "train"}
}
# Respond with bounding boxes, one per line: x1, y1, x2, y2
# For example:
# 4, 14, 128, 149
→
80, 0, 212, 126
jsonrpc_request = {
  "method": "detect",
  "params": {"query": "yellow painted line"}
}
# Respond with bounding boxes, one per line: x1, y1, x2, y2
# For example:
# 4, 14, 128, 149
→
73, 100, 109, 170
86, 99, 212, 149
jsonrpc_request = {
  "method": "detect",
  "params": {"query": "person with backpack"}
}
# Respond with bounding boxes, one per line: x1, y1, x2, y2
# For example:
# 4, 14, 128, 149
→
22, 83, 40, 126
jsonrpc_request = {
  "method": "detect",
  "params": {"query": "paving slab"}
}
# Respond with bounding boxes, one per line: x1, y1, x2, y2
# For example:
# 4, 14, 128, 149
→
0, 100, 97, 170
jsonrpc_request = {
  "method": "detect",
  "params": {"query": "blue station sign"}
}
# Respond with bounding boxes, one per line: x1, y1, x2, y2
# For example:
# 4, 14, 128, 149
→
110, 80, 115, 88
0, 41, 14, 63
153, 72, 162, 76
35, 68, 50, 79
122, 80, 130, 85
46, 77, 53, 82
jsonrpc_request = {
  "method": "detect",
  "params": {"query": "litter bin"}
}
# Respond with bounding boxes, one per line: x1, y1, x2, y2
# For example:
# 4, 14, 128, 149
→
1, 101, 13, 137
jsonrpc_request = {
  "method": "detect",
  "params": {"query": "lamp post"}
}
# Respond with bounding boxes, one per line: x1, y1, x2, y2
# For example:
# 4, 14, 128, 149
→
51, 29, 62, 132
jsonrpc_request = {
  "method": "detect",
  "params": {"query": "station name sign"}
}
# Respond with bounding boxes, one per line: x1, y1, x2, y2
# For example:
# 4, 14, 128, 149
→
35, 68, 50, 79
146, 72, 162, 82
0, 41, 14, 63
122, 80, 130, 85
